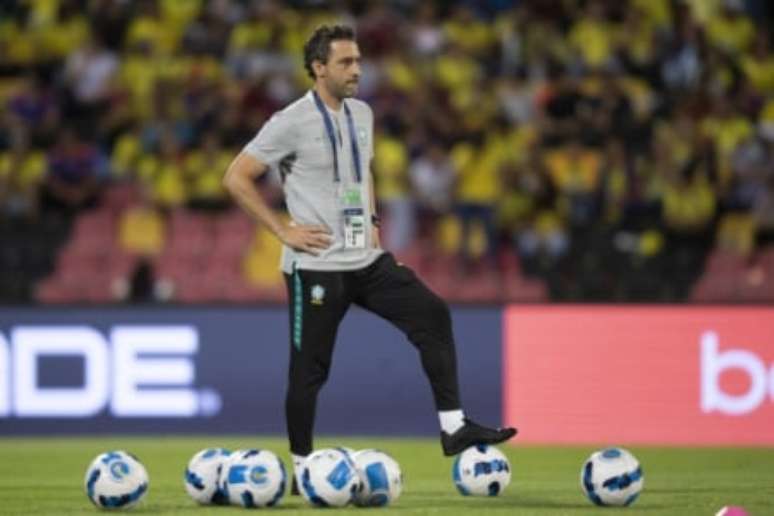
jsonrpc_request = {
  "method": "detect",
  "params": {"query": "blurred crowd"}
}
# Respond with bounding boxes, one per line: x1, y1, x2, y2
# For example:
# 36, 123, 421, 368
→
1, 0, 774, 303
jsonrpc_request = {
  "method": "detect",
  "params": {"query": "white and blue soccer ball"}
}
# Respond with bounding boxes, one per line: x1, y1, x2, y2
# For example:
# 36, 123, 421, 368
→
300, 448, 360, 507
183, 448, 231, 505
580, 447, 643, 506
220, 449, 286, 508
84, 450, 149, 510
337, 446, 357, 457
452, 445, 511, 496
216, 448, 248, 496
352, 449, 403, 507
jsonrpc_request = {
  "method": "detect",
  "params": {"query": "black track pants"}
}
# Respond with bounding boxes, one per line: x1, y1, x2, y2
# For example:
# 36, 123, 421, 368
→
283, 252, 461, 455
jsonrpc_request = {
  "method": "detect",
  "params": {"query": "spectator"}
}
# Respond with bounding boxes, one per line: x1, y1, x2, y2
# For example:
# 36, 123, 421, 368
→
0, 131, 45, 220
705, 0, 755, 56
40, 129, 102, 215
6, 74, 60, 148
373, 130, 413, 252
452, 131, 501, 266
62, 35, 119, 135
410, 143, 456, 251
118, 186, 165, 257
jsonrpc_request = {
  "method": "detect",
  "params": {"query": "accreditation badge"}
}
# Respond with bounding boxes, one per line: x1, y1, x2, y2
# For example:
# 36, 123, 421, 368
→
339, 186, 366, 249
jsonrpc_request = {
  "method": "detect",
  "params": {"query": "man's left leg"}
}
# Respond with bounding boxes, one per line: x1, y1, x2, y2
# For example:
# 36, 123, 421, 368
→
353, 253, 517, 456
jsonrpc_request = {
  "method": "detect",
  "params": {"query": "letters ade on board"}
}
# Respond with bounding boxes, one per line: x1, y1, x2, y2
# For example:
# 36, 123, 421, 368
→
0, 306, 502, 436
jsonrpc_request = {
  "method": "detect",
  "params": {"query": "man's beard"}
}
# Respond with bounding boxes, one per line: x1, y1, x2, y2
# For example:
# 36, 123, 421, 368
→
329, 79, 357, 99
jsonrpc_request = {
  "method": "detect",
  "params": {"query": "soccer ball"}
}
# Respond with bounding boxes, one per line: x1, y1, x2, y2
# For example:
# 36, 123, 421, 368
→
452, 445, 511, 496
216, 448, 248, 501
220, 449, 286, 508
218, 449, 250, 492
352, 449, 403, 507
580, 447, 643, 506
337, 446, 357, 457
183, 448, 231, 505
84, 450, 149, 510
300, 448, 360, 507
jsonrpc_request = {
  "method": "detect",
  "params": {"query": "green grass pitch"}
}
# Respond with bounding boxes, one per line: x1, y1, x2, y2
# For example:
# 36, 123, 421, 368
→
1, 436, 772, 515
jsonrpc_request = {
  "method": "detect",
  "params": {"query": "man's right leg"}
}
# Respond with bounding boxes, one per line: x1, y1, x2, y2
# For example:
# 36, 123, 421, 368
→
354, 253, 517, 456
283, 268, 350, 492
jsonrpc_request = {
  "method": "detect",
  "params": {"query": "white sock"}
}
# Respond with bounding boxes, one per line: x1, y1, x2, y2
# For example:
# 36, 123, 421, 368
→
292, 454, 307, 482
439, 409, 465, 434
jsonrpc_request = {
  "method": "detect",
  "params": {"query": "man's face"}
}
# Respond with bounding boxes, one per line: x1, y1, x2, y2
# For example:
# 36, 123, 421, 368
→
317, 40, 361, 98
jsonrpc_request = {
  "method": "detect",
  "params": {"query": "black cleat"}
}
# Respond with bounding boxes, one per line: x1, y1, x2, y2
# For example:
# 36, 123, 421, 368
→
441, 418, 517, 456
291, 476, 300, 496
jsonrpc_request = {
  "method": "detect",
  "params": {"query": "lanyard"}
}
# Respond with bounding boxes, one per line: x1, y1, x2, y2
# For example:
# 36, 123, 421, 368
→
312, 90, 362, 183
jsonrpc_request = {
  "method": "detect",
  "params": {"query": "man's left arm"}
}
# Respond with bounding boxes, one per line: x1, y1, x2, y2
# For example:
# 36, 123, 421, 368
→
370, 168, 381, 249
367, 104, 380, 249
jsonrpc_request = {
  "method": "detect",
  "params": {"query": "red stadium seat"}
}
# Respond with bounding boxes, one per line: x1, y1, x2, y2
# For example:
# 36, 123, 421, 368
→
704, 250, 747, 275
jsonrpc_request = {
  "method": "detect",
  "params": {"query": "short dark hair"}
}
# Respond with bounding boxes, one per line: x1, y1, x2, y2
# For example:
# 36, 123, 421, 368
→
303, 24, 356, 79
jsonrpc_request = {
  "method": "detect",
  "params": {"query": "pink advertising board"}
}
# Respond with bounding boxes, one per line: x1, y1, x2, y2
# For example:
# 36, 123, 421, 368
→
503, 306, 774, 445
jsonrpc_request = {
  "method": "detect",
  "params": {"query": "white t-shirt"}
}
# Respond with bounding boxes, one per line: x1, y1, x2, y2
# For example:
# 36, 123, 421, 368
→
243, 91, 383, 273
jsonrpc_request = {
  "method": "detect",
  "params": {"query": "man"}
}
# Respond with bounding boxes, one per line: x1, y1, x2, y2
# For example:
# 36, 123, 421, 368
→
223, 24, 516, 490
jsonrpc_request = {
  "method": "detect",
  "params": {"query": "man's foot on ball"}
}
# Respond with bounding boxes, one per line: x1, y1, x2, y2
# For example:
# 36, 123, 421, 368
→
441, 418, 517, 456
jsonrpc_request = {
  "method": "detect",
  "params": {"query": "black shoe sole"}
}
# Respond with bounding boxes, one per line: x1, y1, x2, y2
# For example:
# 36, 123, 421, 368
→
442, 427, 518, 457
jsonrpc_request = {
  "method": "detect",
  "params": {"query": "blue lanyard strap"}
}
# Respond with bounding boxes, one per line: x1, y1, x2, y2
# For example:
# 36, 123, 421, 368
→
312, 90, 340, 182
344, 102, 362, 183
312, 90, 362, 183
